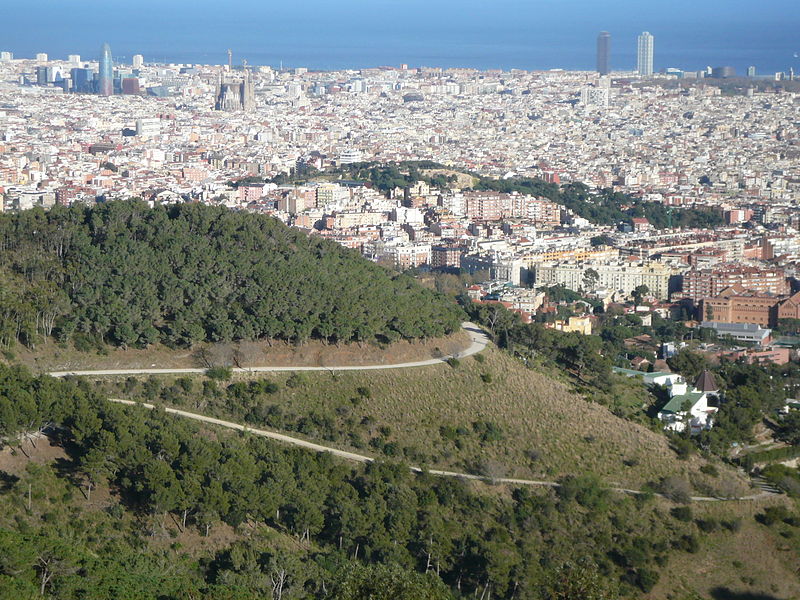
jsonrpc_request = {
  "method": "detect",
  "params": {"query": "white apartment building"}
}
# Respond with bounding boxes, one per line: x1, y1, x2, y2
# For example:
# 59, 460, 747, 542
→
535, 260, 679, 299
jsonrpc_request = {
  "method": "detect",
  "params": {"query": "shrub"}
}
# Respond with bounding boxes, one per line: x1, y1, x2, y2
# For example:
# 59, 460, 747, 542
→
671, 437, 694, 460
659, 476, 692, 504
674, 534, 700, 553
696, 518, 718, 533
439, 426, 458, 441
699, 464, 719, 477
721, 519, 742, 532
473, 353, 485, 363
635, 568, 660, 593
557, 474, 609, 512
784, 515, 800, 528
206, 366, 232, 381
73, 332, 97, 353
445, 357, 460, 368
480, 373, 493, 383
757, 505, 790, 526
670, 506, 693, 522
472, 421, 504, 443
355, 386, 371, 399
285, 372, 308, 388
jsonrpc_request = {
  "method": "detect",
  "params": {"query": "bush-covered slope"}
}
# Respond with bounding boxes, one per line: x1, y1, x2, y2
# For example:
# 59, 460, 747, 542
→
0, 202, 462, 348
1, 365, 798, 599
0, 366, 726, 598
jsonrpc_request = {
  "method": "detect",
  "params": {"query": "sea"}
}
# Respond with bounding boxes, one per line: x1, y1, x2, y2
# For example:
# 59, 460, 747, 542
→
3, 0, 798, 75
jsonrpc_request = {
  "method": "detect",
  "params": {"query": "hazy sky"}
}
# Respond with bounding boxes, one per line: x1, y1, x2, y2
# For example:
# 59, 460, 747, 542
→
4, 0, 798, 71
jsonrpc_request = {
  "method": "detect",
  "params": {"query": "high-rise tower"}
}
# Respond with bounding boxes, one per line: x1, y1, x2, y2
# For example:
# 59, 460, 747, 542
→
597, 31, 611, 75
99, 42, 113, 96
637, 32, 654, 77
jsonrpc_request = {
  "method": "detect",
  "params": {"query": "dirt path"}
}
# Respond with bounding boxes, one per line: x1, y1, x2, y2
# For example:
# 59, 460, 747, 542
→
48, 323, 489, 378
107, 398, 775, 503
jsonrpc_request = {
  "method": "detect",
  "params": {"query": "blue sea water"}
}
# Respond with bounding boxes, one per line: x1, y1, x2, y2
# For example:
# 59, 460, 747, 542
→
3, 0, 798, 74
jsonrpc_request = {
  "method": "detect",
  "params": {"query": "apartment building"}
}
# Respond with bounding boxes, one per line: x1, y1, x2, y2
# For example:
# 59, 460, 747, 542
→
535, 260, 679, 299
682, 264, 789, 301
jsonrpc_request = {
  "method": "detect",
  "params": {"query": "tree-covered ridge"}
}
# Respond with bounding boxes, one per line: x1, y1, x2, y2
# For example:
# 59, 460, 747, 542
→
0, 202, 463, 349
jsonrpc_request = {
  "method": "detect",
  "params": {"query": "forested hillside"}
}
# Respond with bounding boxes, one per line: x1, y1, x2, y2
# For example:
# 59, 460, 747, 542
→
0, 202, 462, 349
0, 364, 773, 599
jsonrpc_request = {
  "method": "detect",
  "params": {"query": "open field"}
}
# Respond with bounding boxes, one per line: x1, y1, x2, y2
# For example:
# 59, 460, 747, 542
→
107, 346, 751, 494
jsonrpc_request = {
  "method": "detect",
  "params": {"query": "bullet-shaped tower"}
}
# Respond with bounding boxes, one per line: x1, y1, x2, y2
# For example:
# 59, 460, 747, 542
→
597, 31, 611, 75
99, 42, 113, 96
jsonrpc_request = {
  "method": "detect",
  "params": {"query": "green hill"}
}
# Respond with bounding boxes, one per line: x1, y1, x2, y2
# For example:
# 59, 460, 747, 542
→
1, 364, 799, 599
0, 201, 462, 350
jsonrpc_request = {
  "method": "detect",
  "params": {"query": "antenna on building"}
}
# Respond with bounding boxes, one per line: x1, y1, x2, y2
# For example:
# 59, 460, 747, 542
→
227, 49, 232, 71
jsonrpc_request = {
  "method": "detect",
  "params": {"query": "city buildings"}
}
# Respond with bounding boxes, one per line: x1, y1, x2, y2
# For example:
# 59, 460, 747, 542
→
637, 31, 654, 77
682, 265, 789, 301
534, 260, 679, 300
699, 287, 782, 327
0, 54, 798, 297
597, 31, 611, 75
700, 321, 772, 346
135, 118, 161, 137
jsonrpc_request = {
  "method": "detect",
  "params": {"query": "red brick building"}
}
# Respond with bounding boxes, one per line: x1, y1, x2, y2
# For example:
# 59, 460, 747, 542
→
699, 286, 780, 327
682, 264, 789, 302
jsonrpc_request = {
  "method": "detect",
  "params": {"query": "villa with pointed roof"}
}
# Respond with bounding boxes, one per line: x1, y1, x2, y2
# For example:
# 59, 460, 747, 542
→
657, 370, 720, 434
614, 366, 720, 434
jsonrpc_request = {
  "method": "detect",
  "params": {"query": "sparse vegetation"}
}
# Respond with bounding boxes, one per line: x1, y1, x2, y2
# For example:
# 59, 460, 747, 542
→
105, 348, 748, 494
205, 366, 232, 381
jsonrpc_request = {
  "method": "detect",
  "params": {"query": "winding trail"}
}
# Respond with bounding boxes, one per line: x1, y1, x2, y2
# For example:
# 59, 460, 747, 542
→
108, 399, 775, 503
49, 322, 489, 378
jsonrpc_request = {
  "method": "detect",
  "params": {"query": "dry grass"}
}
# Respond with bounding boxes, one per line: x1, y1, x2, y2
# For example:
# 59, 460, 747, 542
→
0, 435, 67, 475
10, 329, 469, 372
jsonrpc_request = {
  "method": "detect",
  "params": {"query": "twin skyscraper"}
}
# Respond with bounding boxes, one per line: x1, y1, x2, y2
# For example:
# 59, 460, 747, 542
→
596, 31, 654, 77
